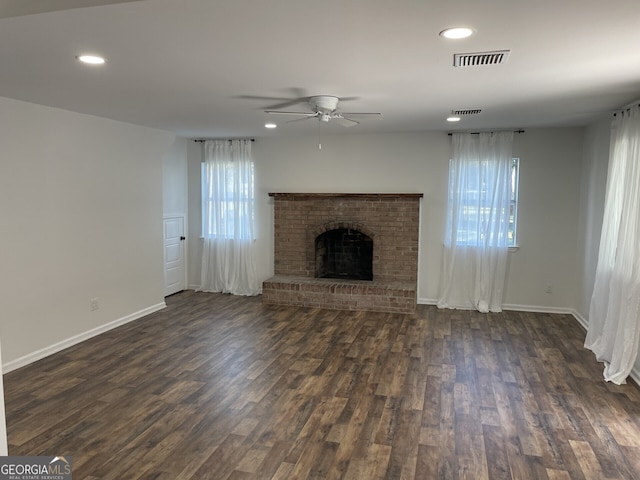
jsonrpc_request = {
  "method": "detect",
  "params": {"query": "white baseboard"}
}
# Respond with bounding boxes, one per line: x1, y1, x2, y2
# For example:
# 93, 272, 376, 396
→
417, 297, 438, 305
570, 309, 588, 331
418, 298, 574, 315
2, 302, 167, 373
501, 303, 574, 315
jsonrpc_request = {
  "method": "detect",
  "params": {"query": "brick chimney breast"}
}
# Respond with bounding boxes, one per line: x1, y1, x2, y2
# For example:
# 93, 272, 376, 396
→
264, 193, 422, 314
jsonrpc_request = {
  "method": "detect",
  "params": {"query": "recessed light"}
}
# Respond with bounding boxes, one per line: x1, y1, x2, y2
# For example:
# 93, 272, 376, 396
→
440, 27, 475, 39
446, 116, 461, 122
265, 123, 277, 129
77, 55, 106, 65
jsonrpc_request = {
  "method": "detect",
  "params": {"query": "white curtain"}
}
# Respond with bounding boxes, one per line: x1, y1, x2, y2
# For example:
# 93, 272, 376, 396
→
199, 139, 260, 296
585, 105, 640, 384
437, 131, 514, 313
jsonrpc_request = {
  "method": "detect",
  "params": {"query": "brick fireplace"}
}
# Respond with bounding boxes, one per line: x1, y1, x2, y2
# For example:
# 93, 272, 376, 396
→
262, 193, 422, 314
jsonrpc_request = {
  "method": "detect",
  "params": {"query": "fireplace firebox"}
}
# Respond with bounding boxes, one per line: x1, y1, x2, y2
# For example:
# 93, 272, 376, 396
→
315, 228, 373, 281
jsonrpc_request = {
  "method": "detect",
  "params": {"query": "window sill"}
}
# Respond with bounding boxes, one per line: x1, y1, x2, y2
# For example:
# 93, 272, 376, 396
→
509, 245, 520, 252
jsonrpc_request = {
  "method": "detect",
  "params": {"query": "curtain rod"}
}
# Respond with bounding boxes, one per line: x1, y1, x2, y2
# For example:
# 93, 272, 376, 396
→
193, 138, 255, 143
447, 129, 525, 136
613, 103, 640, 117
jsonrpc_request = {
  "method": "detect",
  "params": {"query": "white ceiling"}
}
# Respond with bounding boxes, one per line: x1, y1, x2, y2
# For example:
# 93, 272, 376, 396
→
1, 0, 639, 138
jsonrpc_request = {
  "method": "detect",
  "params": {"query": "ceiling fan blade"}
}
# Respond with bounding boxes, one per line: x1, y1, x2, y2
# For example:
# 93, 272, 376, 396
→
235, 95, 293, 102
236, 88, 311, 109
264, 97, 309, 110
265, 110, 317, 116
332, 116, 360, 127
336, 96, 360, 103
235, 95, 298, 108
263, 87, 311, 108
263, 97, 311, 110
340, 112, 383, 118
286, 115, 318, 124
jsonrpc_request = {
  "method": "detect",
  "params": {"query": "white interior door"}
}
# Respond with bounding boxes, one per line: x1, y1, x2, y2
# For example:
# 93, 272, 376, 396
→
164, 216, 186, 296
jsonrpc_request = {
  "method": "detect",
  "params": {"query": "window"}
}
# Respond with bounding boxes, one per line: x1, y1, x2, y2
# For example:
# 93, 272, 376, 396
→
453, 157, 519, 247
200, 140, 255, 241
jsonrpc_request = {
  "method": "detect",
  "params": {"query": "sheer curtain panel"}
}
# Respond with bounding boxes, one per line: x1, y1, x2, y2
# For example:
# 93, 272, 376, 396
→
199, 139, 260, 296
437, 131, 514, 313
585, 105, 640, 384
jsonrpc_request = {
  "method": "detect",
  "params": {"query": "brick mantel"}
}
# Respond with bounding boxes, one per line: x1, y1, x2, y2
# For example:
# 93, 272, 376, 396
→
268, 192, 424, 199
263, 192, 423, 313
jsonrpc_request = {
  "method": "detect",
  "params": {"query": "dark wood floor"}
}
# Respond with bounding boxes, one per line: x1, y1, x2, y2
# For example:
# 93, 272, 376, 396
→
5, 291, 640, 479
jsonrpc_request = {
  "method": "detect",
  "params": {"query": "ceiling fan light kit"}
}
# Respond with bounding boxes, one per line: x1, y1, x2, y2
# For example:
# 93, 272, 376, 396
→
312, 95, 339, 112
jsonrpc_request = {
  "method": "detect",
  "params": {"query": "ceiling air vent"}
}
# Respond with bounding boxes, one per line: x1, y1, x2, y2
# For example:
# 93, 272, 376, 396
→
452, 109, 482, 116
454, 50, 510, 67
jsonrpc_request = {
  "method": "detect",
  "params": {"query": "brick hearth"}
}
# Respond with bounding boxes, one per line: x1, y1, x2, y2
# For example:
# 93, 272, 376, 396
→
263, 193, 422, 314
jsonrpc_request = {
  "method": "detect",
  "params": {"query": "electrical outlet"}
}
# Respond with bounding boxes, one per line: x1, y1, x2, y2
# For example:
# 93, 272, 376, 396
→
90, 298, 99, 311
545, 284, 553, 294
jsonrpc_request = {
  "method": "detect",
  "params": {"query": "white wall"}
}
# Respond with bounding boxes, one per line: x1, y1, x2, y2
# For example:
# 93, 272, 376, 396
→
187, 139, 204, 289
505, 128, 584, 310
188, 128, 586, 310
575, 117, 610, 320
0, 96, 176, 369
163, 137, 188, 217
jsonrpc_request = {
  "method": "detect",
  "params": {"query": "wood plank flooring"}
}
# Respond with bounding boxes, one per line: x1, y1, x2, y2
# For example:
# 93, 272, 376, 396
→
5, 291, 640, 479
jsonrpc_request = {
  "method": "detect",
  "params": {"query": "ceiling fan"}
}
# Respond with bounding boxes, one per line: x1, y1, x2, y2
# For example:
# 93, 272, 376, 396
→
265, 95, 382, 127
